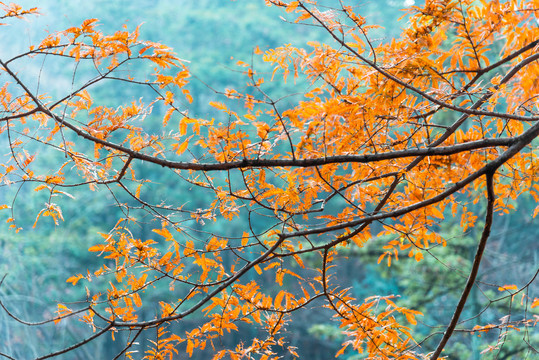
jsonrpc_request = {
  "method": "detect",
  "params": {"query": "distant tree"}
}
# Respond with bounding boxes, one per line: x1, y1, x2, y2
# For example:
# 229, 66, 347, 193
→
1, 1, 538, 359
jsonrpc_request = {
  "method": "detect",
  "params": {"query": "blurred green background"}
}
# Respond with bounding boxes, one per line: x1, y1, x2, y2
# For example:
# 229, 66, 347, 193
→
0, 1, 537, 359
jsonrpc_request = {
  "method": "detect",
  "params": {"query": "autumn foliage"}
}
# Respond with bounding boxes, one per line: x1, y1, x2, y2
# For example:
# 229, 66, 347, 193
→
1, 0, 538, 359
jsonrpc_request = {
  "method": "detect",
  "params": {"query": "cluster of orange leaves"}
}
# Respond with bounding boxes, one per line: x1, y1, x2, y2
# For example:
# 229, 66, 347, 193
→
1, 0, 538, 359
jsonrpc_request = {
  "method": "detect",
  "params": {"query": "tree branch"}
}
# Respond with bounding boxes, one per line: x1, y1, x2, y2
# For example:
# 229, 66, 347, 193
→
429, 170, 496, 360
36, 322, 114, 360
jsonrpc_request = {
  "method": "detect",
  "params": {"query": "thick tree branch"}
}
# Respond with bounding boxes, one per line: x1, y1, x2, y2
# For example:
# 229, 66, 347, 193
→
281, 120, 539, 239
429, 170, 496, 360
0, 57, 535, 175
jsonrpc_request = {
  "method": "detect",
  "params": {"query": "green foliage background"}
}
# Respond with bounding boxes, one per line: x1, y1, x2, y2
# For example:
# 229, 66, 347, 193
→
0, 1, 537, 359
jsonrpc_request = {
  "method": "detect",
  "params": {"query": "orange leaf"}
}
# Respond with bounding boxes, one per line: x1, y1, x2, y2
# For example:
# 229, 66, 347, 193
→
173, 139, 189, 155
34, 184, 50, 192
54, 304, 73, 324
335, 345, 348, 357
209, 101, 227, 111
498, 284, 518, 292
274, 290, 285, 310
66, 274, 84, 285
430, 206, 444, 219
405, 312, 417, 325
88, 244, 107, 252
135, 183, 142, 199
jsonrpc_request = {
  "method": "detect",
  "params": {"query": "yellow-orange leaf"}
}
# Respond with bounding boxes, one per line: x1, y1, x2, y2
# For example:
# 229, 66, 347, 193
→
498, 284, 518, 292
54, 304, 73, 324
34, 184, 50, 192
135, 183, 142, 199
242, 232, 249, 246
163, 107, 175, 126
88, 244, 107, 252
66, 274, 84, 285
274, 290, 285, 310
244, 113, 256, 121
209, 101, 227, 111
153, 227, 173, 241
173, 139, 189, 155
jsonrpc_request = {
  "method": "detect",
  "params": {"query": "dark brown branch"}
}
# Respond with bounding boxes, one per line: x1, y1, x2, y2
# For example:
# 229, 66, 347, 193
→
112, 327, 144, 360
0, 353, 15, 360
281, 120, 539, 239
1, 56, 535, 179
36, 322, 115, 360
429, 170, 496, 360
462, 39, 539, 92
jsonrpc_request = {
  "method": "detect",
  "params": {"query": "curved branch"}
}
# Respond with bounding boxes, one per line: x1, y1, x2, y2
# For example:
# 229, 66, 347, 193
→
282, 119, 539, 239
429, 170, 496, 360
110, 233, 287, 328
36, 322, 115, 360
0, 56, 534, 175
0, 275, 91, 327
